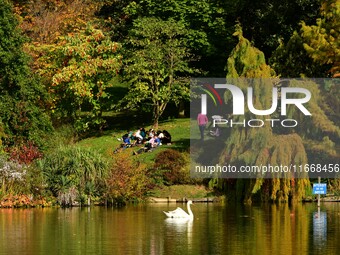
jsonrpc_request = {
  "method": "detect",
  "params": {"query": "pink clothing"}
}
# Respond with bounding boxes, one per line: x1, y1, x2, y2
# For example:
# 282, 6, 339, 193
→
197, 113, 208, 126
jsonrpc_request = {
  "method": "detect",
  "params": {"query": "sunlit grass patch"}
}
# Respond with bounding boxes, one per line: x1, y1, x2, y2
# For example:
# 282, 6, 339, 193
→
150, 184, 215, 199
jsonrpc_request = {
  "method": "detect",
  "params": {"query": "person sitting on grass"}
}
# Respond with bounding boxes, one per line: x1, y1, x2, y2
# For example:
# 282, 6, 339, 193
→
157, 130, 164, 142
140, 127, 147, 140
161, 130, 172, 144
137, 129, 143, 140
132, 129, 143, 144
146, 135, 161, 151
154, 135, 161, 146
133, 135, 161, 155
114, 134, 132, 153
148, 129, 155, 140
123, 134, 131, 146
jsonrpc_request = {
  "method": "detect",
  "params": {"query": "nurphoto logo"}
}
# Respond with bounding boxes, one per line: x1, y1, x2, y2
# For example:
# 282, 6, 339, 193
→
199, 81, 311, 128
190, 78, 339, 179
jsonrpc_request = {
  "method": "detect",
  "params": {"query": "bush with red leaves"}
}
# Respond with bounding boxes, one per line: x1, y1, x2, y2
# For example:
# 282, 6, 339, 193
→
7, 142, 43, 164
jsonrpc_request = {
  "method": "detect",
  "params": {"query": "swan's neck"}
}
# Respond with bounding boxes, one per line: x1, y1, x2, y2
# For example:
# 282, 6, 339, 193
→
187, 203, 193, 218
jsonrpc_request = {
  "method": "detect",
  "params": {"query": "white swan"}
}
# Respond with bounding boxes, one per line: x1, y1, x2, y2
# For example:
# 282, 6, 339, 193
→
163, 200, 194, 219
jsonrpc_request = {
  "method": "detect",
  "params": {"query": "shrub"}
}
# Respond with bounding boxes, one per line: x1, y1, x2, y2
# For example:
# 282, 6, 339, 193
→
106, 153, 151, 204
7, 141, 43, 164
37, 146, 109, 206
153, 149, 192, 185
43, 124, 78, 151
0, 155, 28, 198
25, 164, 50, 199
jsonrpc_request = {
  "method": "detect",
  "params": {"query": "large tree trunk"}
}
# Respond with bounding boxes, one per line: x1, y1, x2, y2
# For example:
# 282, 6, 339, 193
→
153, 101, 168, 129
153, 104, 160, 129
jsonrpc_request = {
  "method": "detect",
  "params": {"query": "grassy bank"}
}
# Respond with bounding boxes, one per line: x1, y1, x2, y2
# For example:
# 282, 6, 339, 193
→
77, 118, 191, 162
150, 184, 215, 199
77, 118, 214, 201
0, 117, 222, 208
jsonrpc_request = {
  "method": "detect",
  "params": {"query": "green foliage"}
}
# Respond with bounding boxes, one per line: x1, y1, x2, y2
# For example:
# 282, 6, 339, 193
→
223, 28, 338, 202
37, 145, 109, 206
301, 0, 340, 77
25, 164, 50, 199
226, 24, 275, 78
34, 25, 121, 132
328, 178, 340, 195
286, 79, 340, 140
121, 17, 195, 127
3, 0, 339, 203
220, 27, 311, 203
270, 31, 329, 77
99, 0, 232, 76
0, 0, 53, 146
0, 121, 5, 150
236, 0, 322, 58
304, 136, 339, 166
43, 124, 78, 152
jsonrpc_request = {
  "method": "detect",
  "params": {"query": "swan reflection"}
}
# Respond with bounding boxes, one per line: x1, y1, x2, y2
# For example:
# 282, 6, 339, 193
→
165, 217, 193, 248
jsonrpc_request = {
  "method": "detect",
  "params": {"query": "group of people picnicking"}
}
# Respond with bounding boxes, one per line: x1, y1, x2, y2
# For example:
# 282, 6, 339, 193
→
114, 128, 172, 155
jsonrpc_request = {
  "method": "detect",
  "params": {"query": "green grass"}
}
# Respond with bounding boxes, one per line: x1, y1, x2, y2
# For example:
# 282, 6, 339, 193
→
77, 118, 191, 164
150, 184, 215, 199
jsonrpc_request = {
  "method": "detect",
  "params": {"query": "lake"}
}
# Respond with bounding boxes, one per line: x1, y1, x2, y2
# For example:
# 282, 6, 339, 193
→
1, 202, 339, 255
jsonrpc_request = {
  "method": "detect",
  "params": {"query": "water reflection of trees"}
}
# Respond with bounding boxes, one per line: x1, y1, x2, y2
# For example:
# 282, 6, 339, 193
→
1, 204, 340, 254
220, 203, 312, 255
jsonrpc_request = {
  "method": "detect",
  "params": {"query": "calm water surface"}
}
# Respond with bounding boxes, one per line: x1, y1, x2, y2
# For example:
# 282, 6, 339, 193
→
0, 202, 339, 255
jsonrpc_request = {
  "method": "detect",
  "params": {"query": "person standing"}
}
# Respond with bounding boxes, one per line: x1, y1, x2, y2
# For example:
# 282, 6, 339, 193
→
197, 113, 208, 141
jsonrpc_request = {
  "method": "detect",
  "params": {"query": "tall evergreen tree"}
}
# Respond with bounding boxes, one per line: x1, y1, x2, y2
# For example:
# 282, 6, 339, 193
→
220, 25, 339, 203
220, 25, 311, 203
0, 0, 52, 147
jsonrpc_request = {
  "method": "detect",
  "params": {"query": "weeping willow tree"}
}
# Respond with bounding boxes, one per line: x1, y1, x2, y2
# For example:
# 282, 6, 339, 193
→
217, 25, 334, 203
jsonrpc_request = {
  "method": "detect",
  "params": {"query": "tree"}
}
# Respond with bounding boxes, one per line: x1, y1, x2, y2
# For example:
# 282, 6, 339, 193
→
98, 0, 232, 76
106, 153, 150, 204
17, 0, 101, 45
299, 0, 340, 143
226, 24, 276, 78
301, 0, 340, 77
269, 31, 330, 78
217, 25, 339, 203
219, 25, 311, 203
0, 0, 52, 146
98, 0, 323, 77
34, 25, 121, 131
121, 17, 195, 128
236, 0, 322, 58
